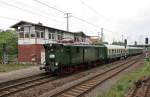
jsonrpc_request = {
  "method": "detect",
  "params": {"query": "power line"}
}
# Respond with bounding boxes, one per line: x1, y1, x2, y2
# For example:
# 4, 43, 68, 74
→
33, 0, 101, 30
0, 16, 19, 21
12, 0, 65, 21
80, 0, 110, 21
33, 0, 66, 14
0, 0, 121, 35
103, 28, 118, 33
34, 0, 120, 34
0, 0, 64, 24
72, 16, 100, 28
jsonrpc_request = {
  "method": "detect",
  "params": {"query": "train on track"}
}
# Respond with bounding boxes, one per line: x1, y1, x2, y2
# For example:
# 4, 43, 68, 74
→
40, 43, 143, 74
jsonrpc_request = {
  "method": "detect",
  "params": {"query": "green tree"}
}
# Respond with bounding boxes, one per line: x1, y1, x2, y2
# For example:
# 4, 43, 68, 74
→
0, 30, 18, 61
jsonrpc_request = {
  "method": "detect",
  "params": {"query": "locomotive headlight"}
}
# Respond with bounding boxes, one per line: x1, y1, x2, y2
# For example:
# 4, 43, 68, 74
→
49, 54, 55, 58
55, 62, 58, 66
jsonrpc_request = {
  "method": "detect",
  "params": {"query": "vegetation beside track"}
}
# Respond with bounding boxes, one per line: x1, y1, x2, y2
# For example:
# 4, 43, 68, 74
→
98, 59, 150, 97
0, 30, 18, 62
0, 64, 32, 73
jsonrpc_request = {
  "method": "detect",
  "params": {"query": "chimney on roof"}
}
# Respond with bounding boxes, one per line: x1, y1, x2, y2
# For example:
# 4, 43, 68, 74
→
38, 22, 43, 26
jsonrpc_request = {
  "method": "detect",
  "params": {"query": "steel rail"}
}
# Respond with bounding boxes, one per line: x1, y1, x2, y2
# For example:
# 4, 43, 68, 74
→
51, 55, 144, 97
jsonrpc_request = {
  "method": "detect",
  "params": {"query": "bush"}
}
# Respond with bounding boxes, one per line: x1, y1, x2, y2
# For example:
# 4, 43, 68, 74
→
98, 61, 150, 97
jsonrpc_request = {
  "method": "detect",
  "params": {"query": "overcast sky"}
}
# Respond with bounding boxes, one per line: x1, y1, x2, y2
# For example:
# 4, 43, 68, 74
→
0, 0, 150, 44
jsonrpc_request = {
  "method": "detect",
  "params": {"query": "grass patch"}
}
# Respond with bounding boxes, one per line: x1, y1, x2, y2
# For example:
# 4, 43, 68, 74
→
98, 60, 150, 97
0, 64, 32, 73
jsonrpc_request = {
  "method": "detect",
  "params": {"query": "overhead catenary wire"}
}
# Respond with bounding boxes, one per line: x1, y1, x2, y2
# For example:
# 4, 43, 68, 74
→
71, 16, 100, 28
33, 0, 119, 34
0, 1, 98, 32
80, 0, 111, 21
0, 0, 121, 36
12, 0, 66, 21
0, 16, 19, 21
0, 0, 65, 24
33, 0, 101, 29
33, 0, 66, 14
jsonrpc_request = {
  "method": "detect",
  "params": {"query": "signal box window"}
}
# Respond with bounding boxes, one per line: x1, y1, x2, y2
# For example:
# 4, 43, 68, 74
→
58, 34, 62, 40
31, 34, 35, 38
36, 31, 40, 38
31, 31, 35, 38
49, 33, 54, 39
19, 32, 24, 38
25, 33, 29, 38
41, 32, 44, 38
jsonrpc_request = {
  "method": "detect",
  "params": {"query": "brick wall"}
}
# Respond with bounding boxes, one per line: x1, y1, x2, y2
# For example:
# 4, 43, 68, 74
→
18, 44, 44, 64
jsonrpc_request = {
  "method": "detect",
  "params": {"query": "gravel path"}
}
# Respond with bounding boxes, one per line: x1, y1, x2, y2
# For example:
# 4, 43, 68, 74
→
0, 66, 44, 83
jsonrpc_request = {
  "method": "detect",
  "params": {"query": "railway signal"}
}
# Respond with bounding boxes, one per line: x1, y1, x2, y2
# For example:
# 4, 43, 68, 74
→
134, 41, 137, 45
145, 37, 148, 44
2, 43, 8, 64
124, 39, 127, 48
145, 37, 148, 60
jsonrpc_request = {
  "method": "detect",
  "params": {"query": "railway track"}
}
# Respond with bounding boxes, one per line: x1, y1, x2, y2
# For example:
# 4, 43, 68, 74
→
47, 55, 144, 97
0, 73, 49, 88
126, 76, 150, 97
0, 73, 56, 97
0, 55, 143, 97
